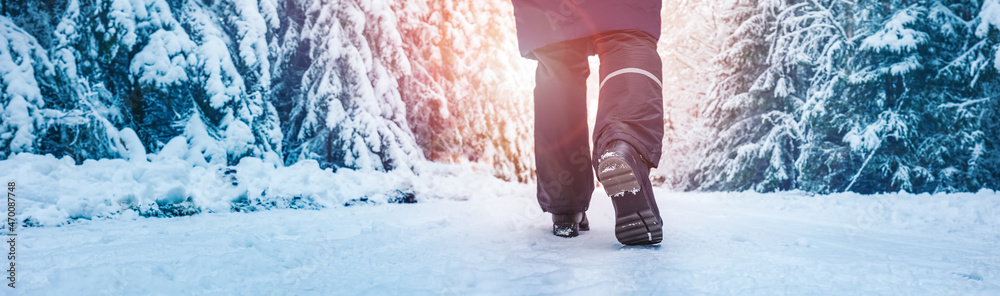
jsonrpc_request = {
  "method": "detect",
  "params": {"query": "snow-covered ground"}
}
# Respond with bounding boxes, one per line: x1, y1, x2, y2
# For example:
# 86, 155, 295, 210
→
3, 155, 999, 295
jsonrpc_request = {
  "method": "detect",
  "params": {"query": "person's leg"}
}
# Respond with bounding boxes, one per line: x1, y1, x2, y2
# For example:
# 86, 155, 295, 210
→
532, 38, 594, 225
591, 30, 664, 245
592, 30, 664, 170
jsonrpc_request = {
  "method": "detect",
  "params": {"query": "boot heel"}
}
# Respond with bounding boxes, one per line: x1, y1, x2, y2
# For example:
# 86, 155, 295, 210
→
551, 212, 585, 237
614, 209, 662, 245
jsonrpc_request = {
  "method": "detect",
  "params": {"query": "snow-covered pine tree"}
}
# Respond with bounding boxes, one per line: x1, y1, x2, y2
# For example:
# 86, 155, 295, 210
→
277, 0, 422, 172
912, 0, 1000, 192
3, 0, 283, 166
693, 0, 801, 192
787, 0, 862, 193
392, 0, 458, 164
732, 0, 861, 192
836, 2, 930, 193
2, 1, 127, 162
961, 0, 1000, 190
4, 0, 535, 179
175, 0, 283, 165
798, 0, 999, 193
655, 0, 727, 189
0, 15, 51, 158
697, 0, 941, 193
697, 0, 1000, 193
393, 0, 535, 182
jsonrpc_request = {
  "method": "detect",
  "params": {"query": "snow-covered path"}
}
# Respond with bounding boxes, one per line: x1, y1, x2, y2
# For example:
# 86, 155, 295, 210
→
16, 187, 1000, 295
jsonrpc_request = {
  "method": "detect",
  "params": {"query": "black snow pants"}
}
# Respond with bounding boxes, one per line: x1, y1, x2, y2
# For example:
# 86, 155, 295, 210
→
533, 30, 664, 214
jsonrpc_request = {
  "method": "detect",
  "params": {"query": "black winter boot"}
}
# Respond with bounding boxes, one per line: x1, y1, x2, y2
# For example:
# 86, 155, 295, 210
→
552, 212, 586, 237
596, 141, 662, 245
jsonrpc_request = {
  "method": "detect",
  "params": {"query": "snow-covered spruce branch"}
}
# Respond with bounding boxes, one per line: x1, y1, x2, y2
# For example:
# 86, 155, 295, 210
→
775, 3, 812, 23
844, 128, 882, 193
762, 110, 804, 142
771, 1, 851, 71
937, 97, 993, 110
935, 39, 987, 81
779, 23, 843, 42
806, 0, 850, 40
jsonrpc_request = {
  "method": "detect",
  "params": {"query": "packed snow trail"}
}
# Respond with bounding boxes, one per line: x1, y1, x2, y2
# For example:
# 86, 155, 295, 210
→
14, 185, 999, 295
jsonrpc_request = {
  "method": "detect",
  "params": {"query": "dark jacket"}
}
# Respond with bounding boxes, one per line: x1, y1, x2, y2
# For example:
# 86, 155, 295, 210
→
511, 0, 662, 59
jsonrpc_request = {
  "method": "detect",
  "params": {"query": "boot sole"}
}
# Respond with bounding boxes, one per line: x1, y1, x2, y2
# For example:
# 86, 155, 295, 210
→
598, 157, 641, 198
597, 156, 662, 245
